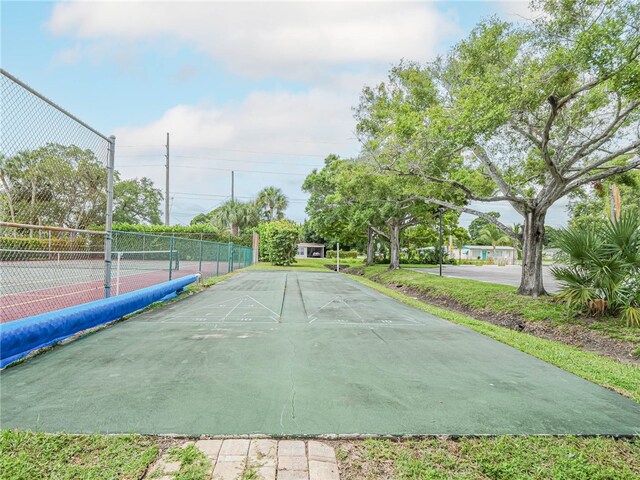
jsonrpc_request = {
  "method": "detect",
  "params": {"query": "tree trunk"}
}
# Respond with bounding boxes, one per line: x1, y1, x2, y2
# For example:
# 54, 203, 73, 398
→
232, 223, 239, 236
0, 172, 15, 222
389, 222, 400, 270
517, 209, 547, 297
366, 225, 375, 266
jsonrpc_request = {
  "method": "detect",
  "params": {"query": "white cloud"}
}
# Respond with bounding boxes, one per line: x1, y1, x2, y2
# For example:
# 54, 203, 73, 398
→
113, 88, 360, 224
48, 1, 459, 81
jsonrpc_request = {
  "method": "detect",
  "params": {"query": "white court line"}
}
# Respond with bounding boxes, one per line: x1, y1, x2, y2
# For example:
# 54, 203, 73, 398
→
152, 321, 281, 325
245, 295, 281, 317
307, 295, 344, 318
222, 298, 245, 320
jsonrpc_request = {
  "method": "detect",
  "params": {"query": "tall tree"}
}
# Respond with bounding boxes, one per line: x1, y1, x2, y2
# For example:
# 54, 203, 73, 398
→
476, 224, 513, 258
113, 177, 163, 225
568, 169, 640, 230
0, 143, 106, 228
468, 212, 501, 243
256, 186, 288, 221
355, 0, 640, 296
210, 200, 259, 236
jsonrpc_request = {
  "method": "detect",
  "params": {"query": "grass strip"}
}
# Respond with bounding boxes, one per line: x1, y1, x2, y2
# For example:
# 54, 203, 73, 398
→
362, 266, 640, 343
245, 258, 349, 272
339, 436, 640, 480
0, 430, 159, 480
346, 274, 640, 402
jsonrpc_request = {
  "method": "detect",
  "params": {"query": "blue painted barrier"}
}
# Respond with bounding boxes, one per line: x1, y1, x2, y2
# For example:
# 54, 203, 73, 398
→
0, 275, 198, 368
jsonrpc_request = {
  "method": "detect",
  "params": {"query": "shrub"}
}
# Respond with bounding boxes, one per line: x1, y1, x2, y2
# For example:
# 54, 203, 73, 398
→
326, 250, 358, 259
551, 212, 640, 327
260, 220, 300, 266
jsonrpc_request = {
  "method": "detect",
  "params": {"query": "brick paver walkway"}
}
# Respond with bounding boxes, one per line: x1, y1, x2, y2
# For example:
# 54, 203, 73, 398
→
148, 438, 340, 480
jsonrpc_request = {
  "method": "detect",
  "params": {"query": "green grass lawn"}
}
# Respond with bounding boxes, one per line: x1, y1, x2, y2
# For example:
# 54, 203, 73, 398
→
0, 430, 159, 480
245, 257, 364, 272
338, 437, 640, 480
356, 265, 640, 344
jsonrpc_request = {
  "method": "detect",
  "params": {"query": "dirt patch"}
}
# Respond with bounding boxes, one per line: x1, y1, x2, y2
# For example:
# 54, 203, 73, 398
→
324, 264, 351, 271
382, 283, 639, 366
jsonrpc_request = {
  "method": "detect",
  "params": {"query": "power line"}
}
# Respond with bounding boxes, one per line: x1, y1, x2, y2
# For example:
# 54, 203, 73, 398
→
117, 163, 316, 175
116, 145, 337, 157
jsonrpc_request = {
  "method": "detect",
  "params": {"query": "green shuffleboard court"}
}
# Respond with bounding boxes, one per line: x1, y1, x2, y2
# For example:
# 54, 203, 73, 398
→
1, 271, 639, 436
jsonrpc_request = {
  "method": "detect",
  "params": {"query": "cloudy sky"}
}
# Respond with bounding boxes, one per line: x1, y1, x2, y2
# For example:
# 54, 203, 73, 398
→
1, 0, 569, 227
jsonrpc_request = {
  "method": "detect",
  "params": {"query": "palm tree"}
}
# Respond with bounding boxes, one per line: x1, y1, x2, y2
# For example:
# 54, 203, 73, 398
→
476, 224, 513, 260
256, 186, 288, 221
211, 200, 259, 236
551, 211, 640, 326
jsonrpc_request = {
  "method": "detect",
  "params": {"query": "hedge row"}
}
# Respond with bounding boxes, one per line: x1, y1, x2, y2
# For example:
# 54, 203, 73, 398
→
325, 250, 359, 259
0, 236, 100, 251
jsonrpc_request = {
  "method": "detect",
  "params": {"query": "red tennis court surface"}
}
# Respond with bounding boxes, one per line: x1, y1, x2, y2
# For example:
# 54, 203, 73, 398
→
0, 260, 232, 323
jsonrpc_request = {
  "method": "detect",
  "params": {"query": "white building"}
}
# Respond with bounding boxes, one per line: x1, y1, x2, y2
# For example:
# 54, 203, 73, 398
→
452, 245, 518, 264
296, 243, 325, 258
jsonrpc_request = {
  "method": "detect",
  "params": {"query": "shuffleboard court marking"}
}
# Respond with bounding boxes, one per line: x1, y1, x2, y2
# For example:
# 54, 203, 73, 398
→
3, 270, 640, 436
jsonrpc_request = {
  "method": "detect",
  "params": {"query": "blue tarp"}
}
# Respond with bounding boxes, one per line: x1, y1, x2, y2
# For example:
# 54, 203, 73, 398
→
0, 275, 198, 368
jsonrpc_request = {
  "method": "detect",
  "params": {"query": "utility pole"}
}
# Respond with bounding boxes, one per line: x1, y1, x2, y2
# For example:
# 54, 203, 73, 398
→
231, 170, 235, 202
438, 207, 444, 277
165, 132, 170, 226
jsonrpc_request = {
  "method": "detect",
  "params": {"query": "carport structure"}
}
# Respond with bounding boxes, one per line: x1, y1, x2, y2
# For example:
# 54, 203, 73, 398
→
1, 271, 639, 436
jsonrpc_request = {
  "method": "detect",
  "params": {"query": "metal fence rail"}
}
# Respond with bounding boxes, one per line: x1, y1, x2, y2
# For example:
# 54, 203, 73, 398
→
0, 70, 253, 323
0, 227, 252, 322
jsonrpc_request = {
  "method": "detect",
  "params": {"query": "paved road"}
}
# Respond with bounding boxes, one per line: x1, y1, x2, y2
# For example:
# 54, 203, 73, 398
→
412, 264, 561, 293
2, 271, 638, 435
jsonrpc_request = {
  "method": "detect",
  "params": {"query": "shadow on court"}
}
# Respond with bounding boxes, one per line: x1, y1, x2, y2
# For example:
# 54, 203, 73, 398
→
1, 271, 639, 436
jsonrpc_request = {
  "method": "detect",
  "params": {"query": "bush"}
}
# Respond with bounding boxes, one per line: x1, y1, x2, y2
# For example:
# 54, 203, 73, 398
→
260, 220, 300, 266
551, 212, 640, 327
326, 250, 358, 259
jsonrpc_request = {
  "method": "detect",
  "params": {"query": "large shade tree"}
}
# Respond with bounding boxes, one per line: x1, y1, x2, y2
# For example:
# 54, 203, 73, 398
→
113, 176, 163, 225
0, 143, 106, 228
355, 0, 640, 296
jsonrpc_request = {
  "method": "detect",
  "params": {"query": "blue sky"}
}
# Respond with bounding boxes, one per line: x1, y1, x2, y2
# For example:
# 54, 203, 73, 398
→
2, 0, 569, 227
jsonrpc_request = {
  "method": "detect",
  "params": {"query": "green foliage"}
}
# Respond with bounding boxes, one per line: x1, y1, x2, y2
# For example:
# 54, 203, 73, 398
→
0, 430, 158, 480
0, 144, 106, 228
0, 235, 102, 259
209, 200, 260, 236
569, 171, 640, 230
259, 220, 300, 266
109, 223, 253, 247
166, 444, 210, 480
255, 186, 288, 221
351, 0, 640, 295
468, 212, 500, 242
325, 250, 358, 259
355, 437, 640, 480
551, 212, 640, 326
112, 176, 163, 225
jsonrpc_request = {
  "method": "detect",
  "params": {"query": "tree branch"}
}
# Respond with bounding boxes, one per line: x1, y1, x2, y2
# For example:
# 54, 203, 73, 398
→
541, 96, 565, 184
566, 140, 640, 182
565, 99, 639, 169
565, 157, 640, 193
410, 196, 520, 241
370, 225, 390, 240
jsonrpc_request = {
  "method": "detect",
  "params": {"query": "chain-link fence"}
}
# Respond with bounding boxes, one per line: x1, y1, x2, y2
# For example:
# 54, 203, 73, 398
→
0, 70, 253, 323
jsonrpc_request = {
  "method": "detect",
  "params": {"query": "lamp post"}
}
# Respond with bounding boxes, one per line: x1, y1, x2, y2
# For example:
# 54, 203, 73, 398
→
438, 207, 445, 277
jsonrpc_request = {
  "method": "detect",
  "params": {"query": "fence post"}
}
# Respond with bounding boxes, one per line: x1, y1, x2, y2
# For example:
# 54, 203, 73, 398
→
198, 238, 203, 279
228, 243, 233, 273
104, 135, 116, 298
169, 235, 175, 280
